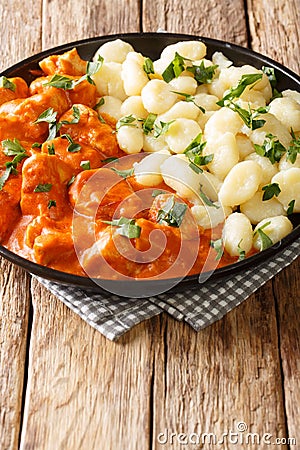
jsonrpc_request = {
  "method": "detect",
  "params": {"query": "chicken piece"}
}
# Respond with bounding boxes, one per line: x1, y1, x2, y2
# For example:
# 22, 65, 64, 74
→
0, 77, 28, 106
39, 48, 87, 76
148, 193, 199, 239
21, 153, 73, 219
79, 217, 186, 279
0, 87, 70, 143
59, 104, 121, 157
69, 167, 142, 220
29, 76, 98, 108
0, 176, 22, 242
41, 137, 105, 174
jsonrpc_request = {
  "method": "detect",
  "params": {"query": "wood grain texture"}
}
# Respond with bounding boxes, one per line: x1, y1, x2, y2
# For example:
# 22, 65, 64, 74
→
143, 0, 248, 46
247, 0, 300, 73
0, 260, 31, 450
20, 279, 157, 450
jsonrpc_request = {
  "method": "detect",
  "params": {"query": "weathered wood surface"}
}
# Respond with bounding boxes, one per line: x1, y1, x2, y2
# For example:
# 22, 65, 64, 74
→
0, 1, 299, 449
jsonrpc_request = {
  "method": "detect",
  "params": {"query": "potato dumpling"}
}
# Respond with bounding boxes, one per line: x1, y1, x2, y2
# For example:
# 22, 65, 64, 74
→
204, 132, 239, 180
158, 101, 200, 122
121, 95, 149, 119
240, 191, 286, 224
218, 160, 262, 207
121, 52, 149, 96
141, 79, 178, 114
169, 76, 198, 96
271, 167, 300, 212
133, 151, 171, 186
116, 125, 144, 154
96, 95, 122, 120
269, 96, 300, 132
236, 134, 254, 159
245, 152, 278, 188
143, 132, 169, 153
191, 203, 232, 229
222, 212, 253, 256
249, 113, 292, 149
92, 62, 127, 101
164, 118, 201, 154
204, 107, 243, 139
160, 40, 207, 65
253, 216, 293, 251
94, 39, 134, 63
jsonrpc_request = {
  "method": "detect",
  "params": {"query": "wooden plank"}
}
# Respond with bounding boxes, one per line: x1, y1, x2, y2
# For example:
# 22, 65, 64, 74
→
248, 0, 300, 444
19, 2, 156, 449
0, 261, 31, 450
0, 2, 42, 449
20, 279, 157, 450
143, 0, 248, 46
273, 259, 300, 446
143, 1, 289, 448
154, 287, 287, 449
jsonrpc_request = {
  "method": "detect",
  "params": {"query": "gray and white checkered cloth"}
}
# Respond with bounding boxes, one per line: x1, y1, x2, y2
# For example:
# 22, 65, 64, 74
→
36, 237, 300, 341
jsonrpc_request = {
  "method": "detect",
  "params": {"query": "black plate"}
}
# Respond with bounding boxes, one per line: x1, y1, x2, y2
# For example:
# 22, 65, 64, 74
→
1, 32, 299, 297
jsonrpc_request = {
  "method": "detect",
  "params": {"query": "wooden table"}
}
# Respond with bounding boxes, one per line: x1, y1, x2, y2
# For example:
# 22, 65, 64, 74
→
1, 1, 299, 449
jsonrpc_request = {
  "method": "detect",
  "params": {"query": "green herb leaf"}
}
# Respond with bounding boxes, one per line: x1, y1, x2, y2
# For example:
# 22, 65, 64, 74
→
187, 61, 218, 85
261, 66, 277, 88
0, 139, 29, 185
287, 199, 295, 215
210, 238, 223, 260
254, 133, 286, 164
142, 113, 157, 135
44, 74, 74, 90
103, 217, 141, 239
286, 130, 300, 164
80, 160, 91, 170
152, 189, 166, 197
183, 133, 212, 173
199, 185, 219, 208
262, 182, 281, 201
153, 120, 175, 138
47, 199, 57, 209
110, 167, 134, 178
116, 114, 137, 131
237, 240, 246, 261
34, 183, 52, 193
32, 142, 42, 149
256, 228, 273, 250
47, 143, 55, 155
217, 73, 263, 106
162, 52, 186, 82
94, 97, 105, 110
143, 57, 155, 78
0, 166, 13, 191
101, 156, 119, 163
156, 195, 188, 228
225, 101, 268, 130
61, 134, 81, 153
0, 76, 16, 91
34, 107, 57, 124
67, 174, 76, 187
2, 138, 26, 156
171, 90, 205, 113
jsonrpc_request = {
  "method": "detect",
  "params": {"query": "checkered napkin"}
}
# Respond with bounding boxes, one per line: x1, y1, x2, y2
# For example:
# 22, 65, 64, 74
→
36, 237, 300, 341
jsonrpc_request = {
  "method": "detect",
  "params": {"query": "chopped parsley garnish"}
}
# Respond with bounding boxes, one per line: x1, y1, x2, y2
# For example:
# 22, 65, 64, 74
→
33, 107, 58, 140
116, 114, 137, 131
254, 133, 286, 164
80, 160, 91, 170
253, 221, 273, 250
210, 238, 223, 260
287, 199, 295, 215
261, 66, 277, 88
0, 139, 29, 190
187, 61, 218, 85
67, 174, 76, 187
183, 133, 213, 174
101, 156, 119, 163
44, 75, 74, 90
0, 76, 16, 91
142, 113, 157, 135
47, 143, 55, 155
47, 199, 57, 209
286, 129, 300, 164
152, 189, 166, 197
94, 97, 105, 110
102, 217, 141, 239
199, 184, 219, 208
171, 91, 205, 113
156, 195, 187, 228
59, 105, 81, 126
34, 183, 52, 193
261, 182, 281, 201
217, 73, 263, 107
153, 120, 175, 138
162, 52, 186, 82
61, 134, 81, 153
32, 142, 42, 149
143, 57, 155, 79
224, 102, 268, 130
110, 167, 134, 178
237, 240, 246, 261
